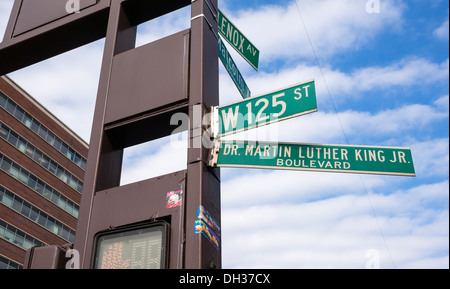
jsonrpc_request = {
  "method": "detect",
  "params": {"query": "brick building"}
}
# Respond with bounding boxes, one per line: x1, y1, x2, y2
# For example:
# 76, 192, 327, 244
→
0, 75, 88, 268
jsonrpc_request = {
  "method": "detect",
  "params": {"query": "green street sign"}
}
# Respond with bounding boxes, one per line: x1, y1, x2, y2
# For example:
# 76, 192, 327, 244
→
210, 140, 416, 177
218, 9, 260, 71
212, 80, 317, 138
219, 36, 251, 99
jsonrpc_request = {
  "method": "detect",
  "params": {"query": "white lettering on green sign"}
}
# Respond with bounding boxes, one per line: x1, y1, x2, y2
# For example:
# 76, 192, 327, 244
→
218, 9, 260, 71
211, 141, 416, 177
214, 80, 317, 137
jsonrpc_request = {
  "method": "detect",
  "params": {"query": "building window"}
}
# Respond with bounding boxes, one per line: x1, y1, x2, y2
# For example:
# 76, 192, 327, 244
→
0, 153, 80, 218
0, 185, 76, 243
0, 122, 84, 194
0, 220, 45, 250
0, 255, 23, 269
0, 91, 87, 171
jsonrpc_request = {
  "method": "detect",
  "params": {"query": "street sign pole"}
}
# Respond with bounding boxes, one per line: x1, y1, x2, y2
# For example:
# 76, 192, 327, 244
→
210, 140, 416, 177
212, 80, 318, 138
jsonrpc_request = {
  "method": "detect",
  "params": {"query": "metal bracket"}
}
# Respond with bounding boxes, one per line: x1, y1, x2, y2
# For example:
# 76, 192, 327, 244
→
208, 140, 221, 167
210, 106, 220, 140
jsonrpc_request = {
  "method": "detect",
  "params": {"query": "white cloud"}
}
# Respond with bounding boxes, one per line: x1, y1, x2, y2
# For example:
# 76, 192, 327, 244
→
339, 103, 448, 137
219, 0, 404, 63
222, 181, 449, 268
221, 169, 384, 208
434, 18, 449, 41
120, 136, 188, 186
268, 58, 447, 98
219, 57, 449, 109
135, 6, 191, 48
410, 138, 449, 178
351, 58, 449, 91
434, 95, 449, 112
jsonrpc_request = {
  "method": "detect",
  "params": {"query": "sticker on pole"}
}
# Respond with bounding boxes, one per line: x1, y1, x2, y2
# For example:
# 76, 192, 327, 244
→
194, 220, 220, 250
166, 190, 183, 208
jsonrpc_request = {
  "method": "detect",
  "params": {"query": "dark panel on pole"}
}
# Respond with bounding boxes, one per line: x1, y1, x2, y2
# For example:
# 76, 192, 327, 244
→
23, 246, 67, 269
0, 0, 110, 75
13, 0, 98, 36
87, 170, 187, 268
105, 30, 190, 125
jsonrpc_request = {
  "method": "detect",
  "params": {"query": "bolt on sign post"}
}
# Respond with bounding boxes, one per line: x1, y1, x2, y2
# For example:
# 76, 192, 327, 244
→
210, 140, 416, 177
212, 80, 318, 138
218, 9, 260, 71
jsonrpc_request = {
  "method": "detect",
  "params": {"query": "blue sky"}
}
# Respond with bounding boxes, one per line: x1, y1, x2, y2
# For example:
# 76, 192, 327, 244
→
1, 0, 448, 268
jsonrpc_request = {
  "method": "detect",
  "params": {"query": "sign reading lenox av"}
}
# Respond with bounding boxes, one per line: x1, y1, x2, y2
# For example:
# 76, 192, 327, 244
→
210, 140, 416, 177
212, 80, 317, 138
218, 9, 260, 71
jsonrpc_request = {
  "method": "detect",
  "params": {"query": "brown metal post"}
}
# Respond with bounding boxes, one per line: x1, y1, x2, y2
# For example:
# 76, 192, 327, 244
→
185, 0, 221, 269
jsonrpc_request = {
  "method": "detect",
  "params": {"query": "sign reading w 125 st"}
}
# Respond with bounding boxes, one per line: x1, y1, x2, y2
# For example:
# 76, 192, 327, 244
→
210, 140, 416, 177
212, 80, 317, 138
218, 9, 260, 71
